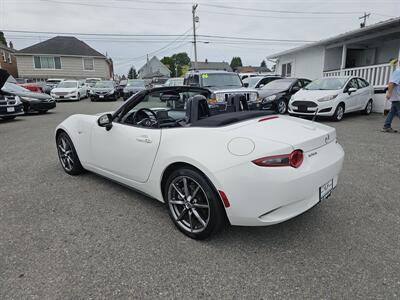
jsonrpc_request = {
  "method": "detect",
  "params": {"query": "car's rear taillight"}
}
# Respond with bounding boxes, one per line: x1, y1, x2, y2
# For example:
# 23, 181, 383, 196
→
252, 150, 303, 168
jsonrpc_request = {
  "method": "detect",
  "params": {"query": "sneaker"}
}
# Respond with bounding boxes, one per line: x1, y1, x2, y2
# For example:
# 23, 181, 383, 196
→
381, 127, 398, 133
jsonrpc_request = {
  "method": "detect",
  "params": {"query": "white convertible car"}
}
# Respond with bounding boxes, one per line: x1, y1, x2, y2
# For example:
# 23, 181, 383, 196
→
56, 86, 345, 239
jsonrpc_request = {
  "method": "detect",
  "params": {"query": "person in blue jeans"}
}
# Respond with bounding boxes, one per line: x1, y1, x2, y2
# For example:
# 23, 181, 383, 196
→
382, 60, 400, 132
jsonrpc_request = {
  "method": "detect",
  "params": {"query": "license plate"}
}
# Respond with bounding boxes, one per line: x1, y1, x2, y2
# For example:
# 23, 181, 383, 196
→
60, 96, 64, 99
319, 179, 333, 200
298, 105, 307, 112
7, 107, 15, 112
100, 95, 104, 98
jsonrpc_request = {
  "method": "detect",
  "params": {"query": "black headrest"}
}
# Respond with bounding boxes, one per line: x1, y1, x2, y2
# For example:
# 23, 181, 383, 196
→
0, 69, 10, 89
186, 95, 210, 123
226, 94, 249, 112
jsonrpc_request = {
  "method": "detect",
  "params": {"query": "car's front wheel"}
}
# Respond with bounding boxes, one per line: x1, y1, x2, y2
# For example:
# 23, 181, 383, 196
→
276, 99, 287, 114
56, 132, 84, 175
363, 99, 373, 115
332, 103, 345, 121
164, 167, 226, 239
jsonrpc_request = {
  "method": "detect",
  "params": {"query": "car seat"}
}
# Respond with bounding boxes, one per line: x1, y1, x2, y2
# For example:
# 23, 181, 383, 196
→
226, 94, 249, 112
185, 95, 210, 123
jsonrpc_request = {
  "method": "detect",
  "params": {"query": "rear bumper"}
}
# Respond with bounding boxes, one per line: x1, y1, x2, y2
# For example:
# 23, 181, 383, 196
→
214, 141, 345, 226
0, 104, 24, 117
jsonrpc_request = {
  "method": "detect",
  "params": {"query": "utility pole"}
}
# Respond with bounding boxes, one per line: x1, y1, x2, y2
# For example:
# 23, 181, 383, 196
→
192, 3, 199, 70
359, 12, 370, 28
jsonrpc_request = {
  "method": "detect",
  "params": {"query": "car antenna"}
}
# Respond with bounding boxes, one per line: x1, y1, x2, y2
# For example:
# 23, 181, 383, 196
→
312, 108, 319, 123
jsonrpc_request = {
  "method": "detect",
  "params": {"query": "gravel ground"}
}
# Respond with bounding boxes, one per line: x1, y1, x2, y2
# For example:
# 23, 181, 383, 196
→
1, 98, 399, 299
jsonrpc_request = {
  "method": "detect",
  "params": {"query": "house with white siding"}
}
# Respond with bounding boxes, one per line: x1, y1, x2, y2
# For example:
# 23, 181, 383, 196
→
15, 36, 113, 80
138, 56, 170, 79
267, 17, 400, 112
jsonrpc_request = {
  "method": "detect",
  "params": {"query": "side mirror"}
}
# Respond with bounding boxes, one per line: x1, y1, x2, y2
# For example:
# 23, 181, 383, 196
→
243, 83, 249, 88
291, 86, 300, 93
97, 113, 113, 131
259, 84, 265, 88
348, 87, 357, 94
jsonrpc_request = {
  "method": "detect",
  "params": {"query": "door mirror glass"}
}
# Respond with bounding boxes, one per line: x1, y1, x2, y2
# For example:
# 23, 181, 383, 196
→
98, 113, 113, 130
291, 86, 300, 93
243, 82, 249, 88
259, 84, 265, 88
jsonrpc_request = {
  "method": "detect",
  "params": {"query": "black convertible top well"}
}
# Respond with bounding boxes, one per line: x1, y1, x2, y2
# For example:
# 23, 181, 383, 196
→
191, 111, 274, 127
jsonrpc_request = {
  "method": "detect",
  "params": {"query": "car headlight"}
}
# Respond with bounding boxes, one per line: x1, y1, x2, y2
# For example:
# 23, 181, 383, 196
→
15, 96, 22, 105
249, 92, 258, 102
20, 96, 37, 102
68, 90, 77, 95
317, 94, 338, 102
215, 93, 225, 103
265, 94, 277, 102
108, 89, 114, 95
123, 88, 128, 93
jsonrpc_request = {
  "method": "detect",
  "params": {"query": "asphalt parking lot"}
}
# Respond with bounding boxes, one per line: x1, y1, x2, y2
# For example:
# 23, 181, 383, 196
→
1, 98, 399, 299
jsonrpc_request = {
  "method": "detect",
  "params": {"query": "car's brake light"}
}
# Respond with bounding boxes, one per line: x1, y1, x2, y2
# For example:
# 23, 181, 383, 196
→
252, 150, 303, 168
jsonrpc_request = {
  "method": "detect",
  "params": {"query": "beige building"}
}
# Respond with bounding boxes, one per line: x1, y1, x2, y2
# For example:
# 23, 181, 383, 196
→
15, 36, 113, 80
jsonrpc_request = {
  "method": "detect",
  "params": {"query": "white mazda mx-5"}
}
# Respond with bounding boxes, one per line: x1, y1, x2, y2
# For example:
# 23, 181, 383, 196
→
55, 86, 344, 239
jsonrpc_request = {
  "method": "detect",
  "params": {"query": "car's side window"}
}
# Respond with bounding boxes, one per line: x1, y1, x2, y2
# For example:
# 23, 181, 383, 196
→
301, 79, 311, 87
357, 78, 367, 88
345, 79, 358, 91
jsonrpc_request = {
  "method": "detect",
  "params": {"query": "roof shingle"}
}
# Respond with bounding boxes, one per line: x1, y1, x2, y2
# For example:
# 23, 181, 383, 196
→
17, 36, 105, 57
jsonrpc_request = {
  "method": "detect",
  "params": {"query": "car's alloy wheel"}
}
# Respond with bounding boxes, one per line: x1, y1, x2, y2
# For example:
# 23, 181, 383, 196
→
364, 100, 372, 115
165, 168, 226, 239
56, 132, 84, 175
277, 100, 287, 114
333, 104, 344, 121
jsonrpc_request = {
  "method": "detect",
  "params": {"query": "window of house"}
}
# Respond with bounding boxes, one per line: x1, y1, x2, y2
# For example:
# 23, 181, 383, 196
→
83, 58, 94, 70
2, 51, 6, 62
7, 53, 12, 63
34, 56, 61, 69
281, 62, 292, 77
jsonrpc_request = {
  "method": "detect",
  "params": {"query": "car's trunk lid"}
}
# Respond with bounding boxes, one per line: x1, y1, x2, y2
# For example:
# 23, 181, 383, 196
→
223, 115, 336, 152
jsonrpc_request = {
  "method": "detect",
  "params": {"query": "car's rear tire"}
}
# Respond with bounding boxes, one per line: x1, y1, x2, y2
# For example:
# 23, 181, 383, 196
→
363, 99, 373, 115
276, 99, 287, 114
164, 167, 226, 239
56, 131, 84, 175
332, 103, 345, 121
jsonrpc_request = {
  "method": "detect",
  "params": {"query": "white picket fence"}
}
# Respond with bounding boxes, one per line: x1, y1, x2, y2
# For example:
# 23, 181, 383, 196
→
323, 63, 395, 87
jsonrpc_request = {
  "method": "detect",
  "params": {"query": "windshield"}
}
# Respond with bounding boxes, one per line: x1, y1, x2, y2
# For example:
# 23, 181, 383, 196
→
2, 82, 31, 93
262, 79, 293, 90
243, 77, 263, 88
305, 78, 347, 90
165, 78, 184, 86
127, 80, 145, 87
57, 81, 77, 88
94, 81, 114, 88
201, 73, 242, 88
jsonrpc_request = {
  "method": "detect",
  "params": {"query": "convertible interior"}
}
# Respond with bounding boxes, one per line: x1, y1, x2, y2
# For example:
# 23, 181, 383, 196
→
116, 89, 273, 129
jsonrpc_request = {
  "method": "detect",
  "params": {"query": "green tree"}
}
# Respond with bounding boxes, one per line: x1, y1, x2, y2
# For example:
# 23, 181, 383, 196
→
230, 57, 243, 70
171, 52, 190, 67
121, 74, 127, 80
128, 66, 137, 79
260, 60, 267, 67
161, 56, 177, 77
0, 32, 7, 46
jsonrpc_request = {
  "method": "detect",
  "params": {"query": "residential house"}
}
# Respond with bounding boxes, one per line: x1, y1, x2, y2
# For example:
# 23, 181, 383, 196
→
236, 66, 271, 73
190, 60, 232, 72
267, 17, 400, 112
0, 41, 18, 78
138, 56, 170, 79
15, 36, 113, 80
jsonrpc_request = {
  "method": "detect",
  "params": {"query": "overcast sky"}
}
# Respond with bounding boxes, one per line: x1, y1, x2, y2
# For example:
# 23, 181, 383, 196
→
1, 0, 399, 75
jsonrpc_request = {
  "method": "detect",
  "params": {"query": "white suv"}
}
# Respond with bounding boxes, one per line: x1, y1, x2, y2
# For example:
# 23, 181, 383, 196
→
289, 76, 374, 121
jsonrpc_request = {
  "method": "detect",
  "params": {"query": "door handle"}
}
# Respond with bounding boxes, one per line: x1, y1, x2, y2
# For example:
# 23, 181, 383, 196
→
136, 135, 152, 143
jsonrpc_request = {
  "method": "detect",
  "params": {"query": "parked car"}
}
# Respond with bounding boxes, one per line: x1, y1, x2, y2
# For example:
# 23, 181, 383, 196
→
151, 77, 169, 88
2, 82, 56, 114
0, 70, 24, 120
34, 82, 53, 94
183, 70, 259, 111
258, 78, 311, 114
51, 80, 88, 101
164, 77, 184, 87
17, 83, 43, 93
289, 76, 374, 121
90, 80, 117, 101
116, 79, 127, 97
55, 85, 344, 239
243, 75, 282, 88
85, 78, 102, 88
123, 79, 147, 100
46, 78, 64, 89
